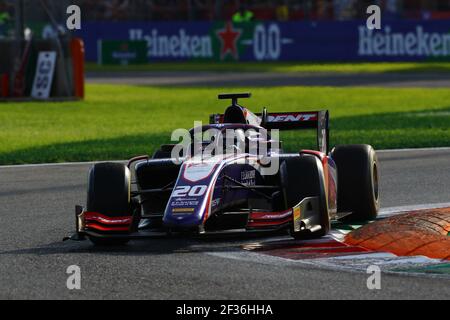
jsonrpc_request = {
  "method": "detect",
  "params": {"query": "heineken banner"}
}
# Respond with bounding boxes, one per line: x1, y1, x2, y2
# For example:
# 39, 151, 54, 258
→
76, 20, 450, 63
98, 40, 148, 65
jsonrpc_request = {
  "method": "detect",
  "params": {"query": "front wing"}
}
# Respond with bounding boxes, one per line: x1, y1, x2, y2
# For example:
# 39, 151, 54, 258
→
66, 197, 324, 241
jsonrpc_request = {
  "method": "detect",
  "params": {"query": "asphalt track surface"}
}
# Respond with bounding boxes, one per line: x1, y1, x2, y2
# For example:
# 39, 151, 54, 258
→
87, 71, 450, 87
0, 148, 449, 300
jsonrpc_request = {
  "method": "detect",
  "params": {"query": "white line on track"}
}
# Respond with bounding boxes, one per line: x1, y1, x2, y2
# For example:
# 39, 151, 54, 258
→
0, 150, 448, 215
376, 146, 450, 153
379, 203, 450, 217
0, 147, 449, 169
0, 160, 126, 169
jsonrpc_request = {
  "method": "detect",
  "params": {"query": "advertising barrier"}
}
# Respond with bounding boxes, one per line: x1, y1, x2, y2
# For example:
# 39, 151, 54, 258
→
76, 20, 450, 63
98, 40, 148, 65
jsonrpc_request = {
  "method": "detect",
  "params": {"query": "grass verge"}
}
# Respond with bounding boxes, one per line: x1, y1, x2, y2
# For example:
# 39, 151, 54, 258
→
0, 84, 449, 164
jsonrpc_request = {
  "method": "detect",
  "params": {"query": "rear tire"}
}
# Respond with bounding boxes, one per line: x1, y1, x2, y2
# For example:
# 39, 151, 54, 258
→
281, 155, 330, 239
87, 163, 132, 246
331, 145, 380, 222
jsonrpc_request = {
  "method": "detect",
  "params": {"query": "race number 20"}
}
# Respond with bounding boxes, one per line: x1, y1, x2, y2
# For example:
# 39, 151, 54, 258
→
172, 185, 208, 197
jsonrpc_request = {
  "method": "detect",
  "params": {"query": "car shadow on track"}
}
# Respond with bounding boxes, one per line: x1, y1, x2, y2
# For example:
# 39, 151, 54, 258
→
0, 230, 290, 257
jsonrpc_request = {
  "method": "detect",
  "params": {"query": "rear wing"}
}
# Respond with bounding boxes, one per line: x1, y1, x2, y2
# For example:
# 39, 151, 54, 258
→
209, 110, 330, 154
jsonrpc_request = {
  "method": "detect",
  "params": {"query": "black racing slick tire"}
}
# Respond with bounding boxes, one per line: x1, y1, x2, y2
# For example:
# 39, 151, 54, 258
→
331, 144, 380, 222
86, 163, 132, 246
280, 155, 330, 239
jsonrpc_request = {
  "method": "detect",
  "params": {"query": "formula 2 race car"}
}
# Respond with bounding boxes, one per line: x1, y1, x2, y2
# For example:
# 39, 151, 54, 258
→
69, 93, 380, 245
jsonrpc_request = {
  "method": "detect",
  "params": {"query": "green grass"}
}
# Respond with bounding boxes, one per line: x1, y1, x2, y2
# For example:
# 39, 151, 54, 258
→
0, 84, 449, 164
86, 61, 450, 74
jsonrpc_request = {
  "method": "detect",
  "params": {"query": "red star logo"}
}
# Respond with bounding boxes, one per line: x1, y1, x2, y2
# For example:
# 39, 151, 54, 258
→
216, 22, 242, 60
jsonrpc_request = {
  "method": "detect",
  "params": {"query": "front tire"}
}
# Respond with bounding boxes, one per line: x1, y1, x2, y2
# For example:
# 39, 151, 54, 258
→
87, 163, 132, 246
280, 155, 330, 239
331, 145, 380, 222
